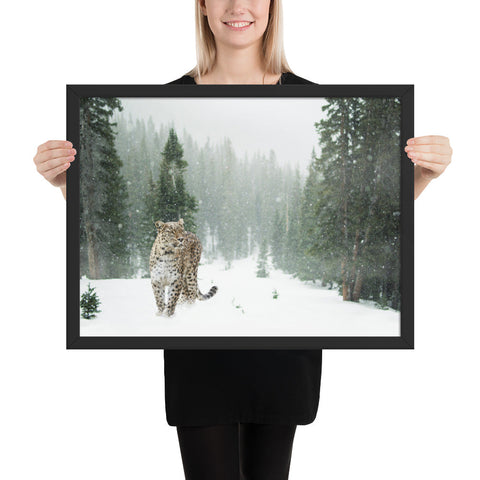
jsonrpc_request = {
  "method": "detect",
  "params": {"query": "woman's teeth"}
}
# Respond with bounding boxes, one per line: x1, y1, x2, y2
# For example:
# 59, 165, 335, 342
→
224, 21, 253, 28
226, 22, 252, 27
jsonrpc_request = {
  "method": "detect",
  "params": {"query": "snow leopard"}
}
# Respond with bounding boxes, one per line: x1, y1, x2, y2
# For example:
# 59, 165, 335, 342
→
149, 218, 218, 316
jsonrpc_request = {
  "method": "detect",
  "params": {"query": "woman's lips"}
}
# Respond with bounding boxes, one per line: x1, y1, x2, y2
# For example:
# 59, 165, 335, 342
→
223, 21, 254, 31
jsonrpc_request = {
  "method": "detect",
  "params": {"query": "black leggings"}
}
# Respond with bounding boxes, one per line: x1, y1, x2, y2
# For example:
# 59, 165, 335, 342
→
176, 422, 297, 480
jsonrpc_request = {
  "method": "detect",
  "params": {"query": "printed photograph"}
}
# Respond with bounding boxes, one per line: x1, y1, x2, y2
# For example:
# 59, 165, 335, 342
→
77, 94, 402, 338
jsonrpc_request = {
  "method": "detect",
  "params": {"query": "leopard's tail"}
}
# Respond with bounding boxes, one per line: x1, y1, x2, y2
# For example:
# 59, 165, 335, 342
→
197, 285, 218, 301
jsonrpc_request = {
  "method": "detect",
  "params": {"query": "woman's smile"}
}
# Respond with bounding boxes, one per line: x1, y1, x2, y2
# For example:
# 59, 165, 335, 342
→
223, 21, 254, 31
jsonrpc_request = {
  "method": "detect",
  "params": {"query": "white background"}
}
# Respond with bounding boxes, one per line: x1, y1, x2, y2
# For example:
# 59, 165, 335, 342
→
1, 0, 478, 479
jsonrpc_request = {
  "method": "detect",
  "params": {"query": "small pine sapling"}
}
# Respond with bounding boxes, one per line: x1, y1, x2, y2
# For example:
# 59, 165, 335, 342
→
80, 283, 102, 319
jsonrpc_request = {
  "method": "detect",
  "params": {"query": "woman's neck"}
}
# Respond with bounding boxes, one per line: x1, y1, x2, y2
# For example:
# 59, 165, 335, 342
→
194, 43, 281, 85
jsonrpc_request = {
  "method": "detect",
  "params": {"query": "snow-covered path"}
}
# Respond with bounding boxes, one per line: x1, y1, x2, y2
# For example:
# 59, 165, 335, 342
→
80, 256, 400, 337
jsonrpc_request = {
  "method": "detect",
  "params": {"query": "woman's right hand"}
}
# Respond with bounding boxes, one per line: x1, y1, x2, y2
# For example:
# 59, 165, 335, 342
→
33, 140, 76, 190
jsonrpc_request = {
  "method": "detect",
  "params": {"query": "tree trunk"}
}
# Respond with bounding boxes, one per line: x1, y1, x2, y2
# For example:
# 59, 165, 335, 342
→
352, 225, 370, 302
349, 228, 360, 300
340, 107, 350, 301
352, 268, 363, 302
341, 257, 349, 300
285, 195, 289, 233
86, 220, 99, 279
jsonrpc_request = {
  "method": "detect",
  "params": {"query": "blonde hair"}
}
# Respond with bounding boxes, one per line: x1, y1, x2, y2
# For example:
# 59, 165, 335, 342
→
185, 0, 293, 80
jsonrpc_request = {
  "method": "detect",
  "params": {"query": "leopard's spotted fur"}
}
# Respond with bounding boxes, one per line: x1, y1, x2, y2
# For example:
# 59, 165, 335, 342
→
149, 218, 218, 317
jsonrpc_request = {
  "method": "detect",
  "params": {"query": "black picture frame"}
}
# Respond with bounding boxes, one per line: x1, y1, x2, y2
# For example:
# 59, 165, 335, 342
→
67, 84, 414, 350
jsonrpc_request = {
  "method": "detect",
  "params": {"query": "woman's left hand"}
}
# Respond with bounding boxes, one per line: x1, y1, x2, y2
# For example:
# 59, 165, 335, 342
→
405, 135, 453, 180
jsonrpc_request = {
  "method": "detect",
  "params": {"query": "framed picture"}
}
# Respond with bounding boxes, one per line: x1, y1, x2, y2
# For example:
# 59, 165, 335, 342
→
66, 84, 414, 349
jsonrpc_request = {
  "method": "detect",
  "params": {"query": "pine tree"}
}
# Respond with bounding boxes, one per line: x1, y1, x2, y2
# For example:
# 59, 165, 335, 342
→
216, 138, 241, 263
137, 169, 158, 275
297, 150, 327, 282
256, 239, 270, 278
80, 283, 102, 319
79, 97, 130, 279
155, 128, 198, 232
270, 208, 286, 269
283, 166, 305, 275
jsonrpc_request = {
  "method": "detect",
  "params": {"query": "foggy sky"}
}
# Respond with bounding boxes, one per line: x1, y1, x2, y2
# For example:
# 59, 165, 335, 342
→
119, 97, 328, 175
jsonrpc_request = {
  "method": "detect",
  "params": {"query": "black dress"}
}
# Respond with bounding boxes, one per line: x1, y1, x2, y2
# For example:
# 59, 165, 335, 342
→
164, 71, 322, 427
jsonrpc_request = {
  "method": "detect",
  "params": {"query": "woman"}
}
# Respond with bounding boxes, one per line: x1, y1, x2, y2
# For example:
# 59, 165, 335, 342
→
33, 1, 452, 479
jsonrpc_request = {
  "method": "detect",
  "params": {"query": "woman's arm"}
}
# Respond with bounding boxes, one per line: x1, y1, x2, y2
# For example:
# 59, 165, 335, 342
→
414, 164, 433, 200
406, 135, 452, 200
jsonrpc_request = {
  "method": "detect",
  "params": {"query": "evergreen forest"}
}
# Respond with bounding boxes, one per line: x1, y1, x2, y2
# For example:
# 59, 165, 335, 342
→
79, 96, 401, 311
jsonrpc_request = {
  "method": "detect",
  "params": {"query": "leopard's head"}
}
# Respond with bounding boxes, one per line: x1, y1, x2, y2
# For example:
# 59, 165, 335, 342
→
154, 218, 185, 255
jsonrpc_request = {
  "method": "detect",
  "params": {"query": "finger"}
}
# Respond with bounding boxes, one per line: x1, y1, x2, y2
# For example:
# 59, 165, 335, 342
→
407, 151, 449, 164
407, 135, 449, 146
37, 148, 76, 164
405, 144, 452, 155
44, 162, 71, 182
37, 155, 75, 174
37, 140, 73, 153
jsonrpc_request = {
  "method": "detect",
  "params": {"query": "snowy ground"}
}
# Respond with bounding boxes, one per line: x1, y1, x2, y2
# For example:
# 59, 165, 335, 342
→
80, 255, 400, 337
